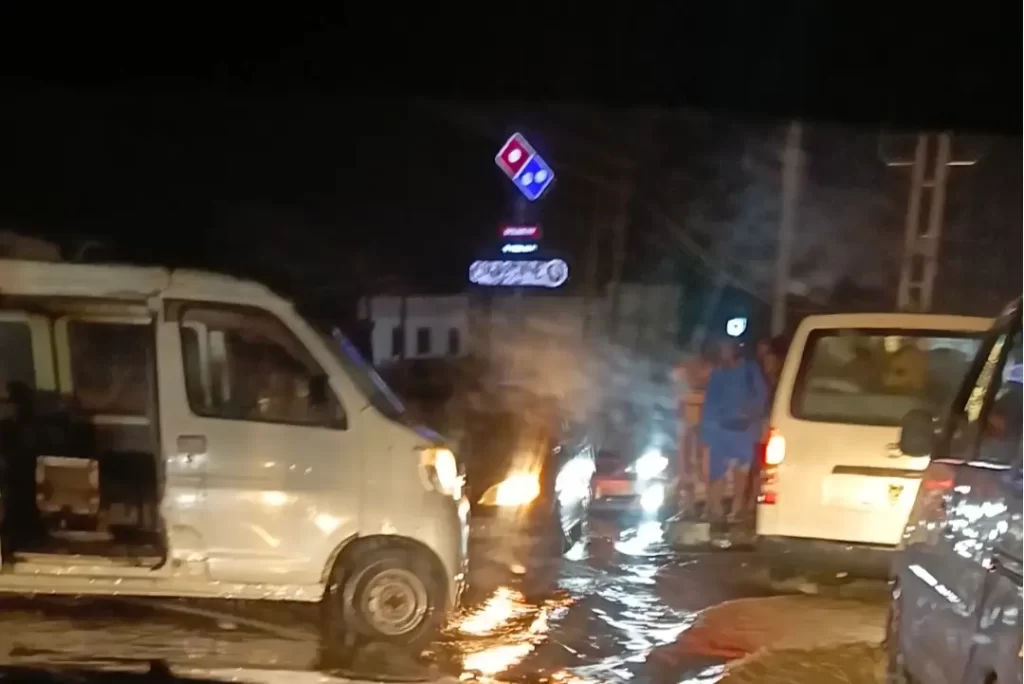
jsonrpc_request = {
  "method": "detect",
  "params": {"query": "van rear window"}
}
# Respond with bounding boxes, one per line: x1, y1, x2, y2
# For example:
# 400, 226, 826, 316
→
791, 328, 984, 426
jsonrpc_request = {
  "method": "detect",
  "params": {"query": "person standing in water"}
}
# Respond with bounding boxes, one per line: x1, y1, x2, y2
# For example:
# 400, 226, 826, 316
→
700, 337, 769, 530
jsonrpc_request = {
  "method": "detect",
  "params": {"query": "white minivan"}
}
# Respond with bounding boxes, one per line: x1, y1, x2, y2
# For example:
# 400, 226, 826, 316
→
756, 312, 991, 579
0, 259, 468, 651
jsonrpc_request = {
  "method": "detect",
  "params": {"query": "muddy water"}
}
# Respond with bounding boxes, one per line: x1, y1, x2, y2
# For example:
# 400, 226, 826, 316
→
0, 516, 768, 683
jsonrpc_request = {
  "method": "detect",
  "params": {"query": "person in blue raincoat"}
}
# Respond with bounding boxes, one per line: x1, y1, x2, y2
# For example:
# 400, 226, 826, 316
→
700, 337, 769, 529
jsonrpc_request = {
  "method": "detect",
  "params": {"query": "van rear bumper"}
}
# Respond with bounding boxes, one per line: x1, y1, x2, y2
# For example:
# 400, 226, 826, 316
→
756, 535, 896, 580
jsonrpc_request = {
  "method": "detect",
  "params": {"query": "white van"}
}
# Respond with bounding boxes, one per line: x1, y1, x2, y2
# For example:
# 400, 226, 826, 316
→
0, 259, 468, 651
756, 312, 991, 579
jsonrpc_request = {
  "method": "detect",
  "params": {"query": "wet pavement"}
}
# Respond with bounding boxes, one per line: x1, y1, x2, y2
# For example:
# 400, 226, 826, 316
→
0, 514, 777, 683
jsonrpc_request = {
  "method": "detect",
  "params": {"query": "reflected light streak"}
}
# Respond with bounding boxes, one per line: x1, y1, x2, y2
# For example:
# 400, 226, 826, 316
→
614, 520, 665, 557
458, 587, 532, 637
451, 585, 574, 680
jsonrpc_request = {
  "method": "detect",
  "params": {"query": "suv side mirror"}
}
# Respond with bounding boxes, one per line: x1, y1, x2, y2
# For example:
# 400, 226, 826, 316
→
899, 408, 937, 457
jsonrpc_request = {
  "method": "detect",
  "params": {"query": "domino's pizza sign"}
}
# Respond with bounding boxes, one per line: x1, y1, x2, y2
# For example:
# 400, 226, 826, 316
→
494, 133, 556, 202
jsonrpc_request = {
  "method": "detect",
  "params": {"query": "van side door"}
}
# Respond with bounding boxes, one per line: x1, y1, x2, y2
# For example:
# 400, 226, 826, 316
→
161, 301, 358, 586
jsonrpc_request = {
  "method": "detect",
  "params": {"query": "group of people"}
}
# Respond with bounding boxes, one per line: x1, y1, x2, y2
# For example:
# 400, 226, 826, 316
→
692, 335, 786, 531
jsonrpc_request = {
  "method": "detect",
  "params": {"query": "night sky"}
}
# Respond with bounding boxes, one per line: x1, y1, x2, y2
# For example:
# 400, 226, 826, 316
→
0, 92, 505, 295
0, 91, 1019, 321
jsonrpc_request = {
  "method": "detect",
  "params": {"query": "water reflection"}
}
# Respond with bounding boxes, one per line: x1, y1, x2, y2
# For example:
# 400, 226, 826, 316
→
448, 519, 698, 683
450, 585, 573, 680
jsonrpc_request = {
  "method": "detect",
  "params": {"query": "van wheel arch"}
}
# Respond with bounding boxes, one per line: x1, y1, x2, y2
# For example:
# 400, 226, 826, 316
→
321, 535, 448, 595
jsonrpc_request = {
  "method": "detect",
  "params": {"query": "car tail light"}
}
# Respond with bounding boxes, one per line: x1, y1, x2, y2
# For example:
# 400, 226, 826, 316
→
758, 428, 784, 505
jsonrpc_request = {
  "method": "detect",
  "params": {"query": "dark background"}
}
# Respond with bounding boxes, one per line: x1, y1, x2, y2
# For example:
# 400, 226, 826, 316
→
0, 7, 1018, 335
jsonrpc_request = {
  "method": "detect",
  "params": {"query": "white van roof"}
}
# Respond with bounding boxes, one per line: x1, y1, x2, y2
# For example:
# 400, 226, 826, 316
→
0, 258, 284, 307
794, 312, 992, 334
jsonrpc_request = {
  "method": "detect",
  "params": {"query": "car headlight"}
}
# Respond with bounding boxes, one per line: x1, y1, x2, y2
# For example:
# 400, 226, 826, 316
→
478, 473, 541, 507
639, 482, 665, 512
419, 447, 463, 499
635, 448, 669, 479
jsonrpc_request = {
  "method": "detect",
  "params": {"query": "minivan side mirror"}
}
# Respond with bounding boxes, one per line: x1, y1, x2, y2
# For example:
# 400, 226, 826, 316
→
899, 408, 937, 457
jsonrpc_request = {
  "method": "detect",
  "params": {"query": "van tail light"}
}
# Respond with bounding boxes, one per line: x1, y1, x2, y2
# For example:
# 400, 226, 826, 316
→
764, 430, 785, 466
757, 428, 784, 505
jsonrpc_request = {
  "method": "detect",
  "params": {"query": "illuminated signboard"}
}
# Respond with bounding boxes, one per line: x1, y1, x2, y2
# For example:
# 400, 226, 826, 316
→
500, 225, 542, 240
494, 134, 556, 202
501, 243, 539, 254
469, 259, 569, 288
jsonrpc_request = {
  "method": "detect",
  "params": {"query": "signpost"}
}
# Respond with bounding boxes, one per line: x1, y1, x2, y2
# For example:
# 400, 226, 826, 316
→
495, 133, 556, 202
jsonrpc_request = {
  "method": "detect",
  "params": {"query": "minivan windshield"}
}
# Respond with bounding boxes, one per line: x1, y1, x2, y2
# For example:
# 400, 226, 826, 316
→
320, 330, 406, 421
792, 328, 986, 426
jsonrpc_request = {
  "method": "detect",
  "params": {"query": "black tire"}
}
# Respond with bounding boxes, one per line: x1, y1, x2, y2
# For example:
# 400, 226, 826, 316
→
884, 579, 913, 684
323, 545, 445, 660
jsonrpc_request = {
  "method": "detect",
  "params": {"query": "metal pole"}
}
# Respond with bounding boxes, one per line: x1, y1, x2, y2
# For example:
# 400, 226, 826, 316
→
583, 184, 601, 337
884, 131, 977, 313
607, 173, 632, 339
772, 122, 802, 337
896, 135, 929, 311
918, 133, 952, 312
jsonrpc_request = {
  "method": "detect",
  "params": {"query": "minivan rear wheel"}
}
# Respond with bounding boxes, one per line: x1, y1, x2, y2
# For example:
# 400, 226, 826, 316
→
323, 545, 445, 660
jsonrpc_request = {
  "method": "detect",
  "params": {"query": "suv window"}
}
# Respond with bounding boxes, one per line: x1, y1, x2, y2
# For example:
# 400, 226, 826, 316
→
67, 321, 154, 417
0, 320, 35, 401
179, 304, 345, 429
976, 325, 1023, 465
940, 316, 1023, 466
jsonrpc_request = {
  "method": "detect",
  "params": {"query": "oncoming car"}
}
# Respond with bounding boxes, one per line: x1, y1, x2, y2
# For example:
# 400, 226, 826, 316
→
592, 445, 674, 517
465, 396, 595, 567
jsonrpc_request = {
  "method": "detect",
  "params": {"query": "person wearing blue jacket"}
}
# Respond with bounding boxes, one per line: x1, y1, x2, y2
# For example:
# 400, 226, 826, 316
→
700, 337, 769, 530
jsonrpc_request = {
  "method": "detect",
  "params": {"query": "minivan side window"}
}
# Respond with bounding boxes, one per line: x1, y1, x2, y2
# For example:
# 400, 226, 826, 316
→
178, 304, 346, 429
0, 320, 35, 402
66, 321, 154, 417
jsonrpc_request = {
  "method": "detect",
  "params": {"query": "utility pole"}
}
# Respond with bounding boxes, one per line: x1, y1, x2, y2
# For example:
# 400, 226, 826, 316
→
881, 132, 978, 312
582, 184, 602, 337
772, 121, 802, 337
606, 170, 633, 340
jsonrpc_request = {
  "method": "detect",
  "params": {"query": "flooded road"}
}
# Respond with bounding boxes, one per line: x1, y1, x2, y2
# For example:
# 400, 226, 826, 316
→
0, 515, 772, 683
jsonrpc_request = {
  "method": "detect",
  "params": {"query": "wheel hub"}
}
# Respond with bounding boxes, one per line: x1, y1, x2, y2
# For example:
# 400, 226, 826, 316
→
362, 567, 429, 636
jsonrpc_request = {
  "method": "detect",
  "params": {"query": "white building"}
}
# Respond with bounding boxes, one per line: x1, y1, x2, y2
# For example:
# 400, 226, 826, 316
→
358, 286, 681, 405
357, 295, 471, 364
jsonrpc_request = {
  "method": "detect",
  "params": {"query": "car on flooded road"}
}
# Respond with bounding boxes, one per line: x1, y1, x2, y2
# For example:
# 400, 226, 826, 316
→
463, 394, 595, 567
592, 446, 675, 519
886, 298, 1023, 684
591, 396, 678, 520
0, 259, 469, 658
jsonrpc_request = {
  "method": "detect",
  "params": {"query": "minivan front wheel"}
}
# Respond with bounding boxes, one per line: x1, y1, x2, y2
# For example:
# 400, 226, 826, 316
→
324, 545, 445, 659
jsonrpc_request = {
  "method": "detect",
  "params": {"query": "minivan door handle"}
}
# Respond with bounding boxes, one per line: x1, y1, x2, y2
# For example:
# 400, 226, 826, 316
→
176, 435, 208, 462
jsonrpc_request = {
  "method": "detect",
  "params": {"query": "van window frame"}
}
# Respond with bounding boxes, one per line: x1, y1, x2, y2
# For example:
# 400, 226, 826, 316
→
0, 311, 56, 399
789, 326, 986, 427
168, 300, 348, 431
